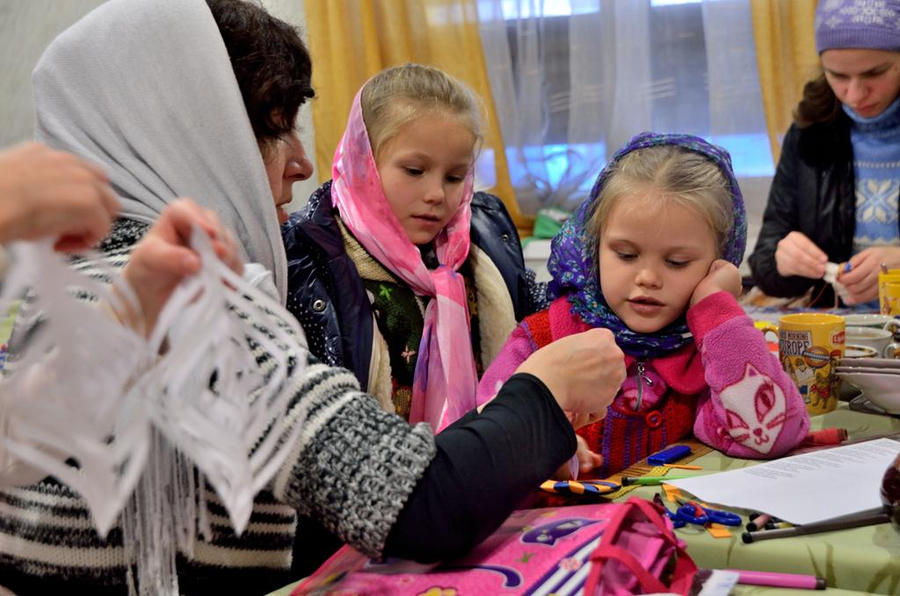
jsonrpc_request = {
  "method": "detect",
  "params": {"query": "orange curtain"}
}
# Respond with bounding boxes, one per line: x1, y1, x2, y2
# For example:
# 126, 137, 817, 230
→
304, 0, 531, 229
750, 0, 819, 163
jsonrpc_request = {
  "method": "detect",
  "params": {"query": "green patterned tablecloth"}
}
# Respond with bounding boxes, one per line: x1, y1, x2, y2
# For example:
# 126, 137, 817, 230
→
622, 405, 900, 595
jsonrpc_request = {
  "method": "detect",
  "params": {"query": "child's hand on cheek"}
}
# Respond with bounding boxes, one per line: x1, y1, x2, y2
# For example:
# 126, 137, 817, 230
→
690, 259, 741, 306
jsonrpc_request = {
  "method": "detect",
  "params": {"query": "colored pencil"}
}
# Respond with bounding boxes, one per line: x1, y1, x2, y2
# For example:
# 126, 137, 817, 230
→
746, 513, 771, 532
722, 569, 826, 590
742, 510, 889, 543
620, 475, 692, 486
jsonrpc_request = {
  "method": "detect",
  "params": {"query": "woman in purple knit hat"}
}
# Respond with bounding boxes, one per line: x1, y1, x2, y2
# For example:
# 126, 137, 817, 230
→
749, 0, 900, 308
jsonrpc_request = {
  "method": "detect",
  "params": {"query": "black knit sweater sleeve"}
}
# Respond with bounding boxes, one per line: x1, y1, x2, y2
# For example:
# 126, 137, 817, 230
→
748, 125, 821, 298
384, 373, 576, 562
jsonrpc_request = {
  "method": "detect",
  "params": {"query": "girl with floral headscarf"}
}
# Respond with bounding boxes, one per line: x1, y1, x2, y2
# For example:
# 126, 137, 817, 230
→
479, 133, 810, 477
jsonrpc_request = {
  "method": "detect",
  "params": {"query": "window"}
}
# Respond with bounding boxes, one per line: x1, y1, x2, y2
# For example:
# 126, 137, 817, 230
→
477, 0, 773, 211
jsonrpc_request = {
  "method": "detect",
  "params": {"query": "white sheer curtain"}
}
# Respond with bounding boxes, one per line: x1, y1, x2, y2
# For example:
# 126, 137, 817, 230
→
477, 0, 772, 214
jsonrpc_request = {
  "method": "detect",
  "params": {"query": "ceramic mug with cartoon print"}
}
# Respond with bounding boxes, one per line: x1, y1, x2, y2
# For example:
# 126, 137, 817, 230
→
881, 278, 900, 317
878, 269, 900, 315
757, 313, 845, 415
846, 326, 900, 359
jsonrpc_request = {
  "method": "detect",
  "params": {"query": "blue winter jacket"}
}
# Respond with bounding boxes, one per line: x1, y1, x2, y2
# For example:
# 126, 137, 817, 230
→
281, 181, 548, 390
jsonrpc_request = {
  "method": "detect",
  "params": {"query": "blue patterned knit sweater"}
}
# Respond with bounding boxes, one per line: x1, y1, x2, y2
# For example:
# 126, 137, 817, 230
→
846, 96, 900, 255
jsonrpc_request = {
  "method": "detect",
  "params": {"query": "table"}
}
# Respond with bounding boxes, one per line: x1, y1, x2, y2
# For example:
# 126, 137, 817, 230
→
619, 406, 900, 595
268, 406, 900, 596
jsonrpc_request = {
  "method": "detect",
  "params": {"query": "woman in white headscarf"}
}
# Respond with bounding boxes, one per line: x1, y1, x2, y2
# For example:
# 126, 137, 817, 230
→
0, 1, 623, 594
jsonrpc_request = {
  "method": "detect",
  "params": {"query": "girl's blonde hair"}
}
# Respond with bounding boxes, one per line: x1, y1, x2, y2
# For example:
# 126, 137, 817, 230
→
588, 145, 734, 256
361, 63, 483, 159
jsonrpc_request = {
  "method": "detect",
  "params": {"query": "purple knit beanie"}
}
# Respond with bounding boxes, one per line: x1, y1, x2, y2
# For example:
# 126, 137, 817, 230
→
815, 0, 900, 53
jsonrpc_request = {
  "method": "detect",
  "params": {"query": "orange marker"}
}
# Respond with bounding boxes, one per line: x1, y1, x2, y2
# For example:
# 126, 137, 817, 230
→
663, 484, 683, 502
663, 464, 703, 470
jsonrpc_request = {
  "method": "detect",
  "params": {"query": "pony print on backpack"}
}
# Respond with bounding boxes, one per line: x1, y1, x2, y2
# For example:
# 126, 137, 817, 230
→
292, 498, 697, 595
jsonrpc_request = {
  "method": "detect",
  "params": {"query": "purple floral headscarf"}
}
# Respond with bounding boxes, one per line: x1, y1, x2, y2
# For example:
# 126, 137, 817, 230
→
547, 132, 747, 358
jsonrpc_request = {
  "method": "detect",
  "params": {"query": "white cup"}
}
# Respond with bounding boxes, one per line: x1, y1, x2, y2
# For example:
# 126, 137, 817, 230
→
843, 314, 900, 335
846, 326, 900, 358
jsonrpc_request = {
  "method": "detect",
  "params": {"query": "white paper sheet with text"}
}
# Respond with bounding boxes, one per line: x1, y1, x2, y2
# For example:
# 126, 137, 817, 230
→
667, 438, 900, 524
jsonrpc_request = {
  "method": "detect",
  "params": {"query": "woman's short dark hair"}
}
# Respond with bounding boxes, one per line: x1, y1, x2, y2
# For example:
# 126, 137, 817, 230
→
206, 0, 315, 150
794, 71, 842, 128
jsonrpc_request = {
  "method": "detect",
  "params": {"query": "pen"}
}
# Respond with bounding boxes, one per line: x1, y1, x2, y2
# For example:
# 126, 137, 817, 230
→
721, 569, 826, 590
621, 475, 692, 486
742, 509, 890, 543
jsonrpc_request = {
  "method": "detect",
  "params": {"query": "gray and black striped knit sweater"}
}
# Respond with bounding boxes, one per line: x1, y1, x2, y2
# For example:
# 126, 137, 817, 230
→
0, 220, 436, 595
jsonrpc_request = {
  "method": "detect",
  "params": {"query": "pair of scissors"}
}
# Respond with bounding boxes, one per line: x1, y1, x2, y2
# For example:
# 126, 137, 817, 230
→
653, 494, 741, 528
673, 499, 742, 527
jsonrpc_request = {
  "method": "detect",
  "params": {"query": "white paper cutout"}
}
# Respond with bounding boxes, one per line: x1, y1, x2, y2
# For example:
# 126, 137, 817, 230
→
0, 239, 154, 536
823, 261, 851, 302
0, 226, 309, 540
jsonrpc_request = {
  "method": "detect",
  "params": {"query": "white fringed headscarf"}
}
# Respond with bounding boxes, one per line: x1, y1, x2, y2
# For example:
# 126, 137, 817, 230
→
32, 0, 288, 303
23, 1, 309, 593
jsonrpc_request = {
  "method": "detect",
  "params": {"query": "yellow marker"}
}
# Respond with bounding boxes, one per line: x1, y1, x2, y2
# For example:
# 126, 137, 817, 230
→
663, 464, 702, 470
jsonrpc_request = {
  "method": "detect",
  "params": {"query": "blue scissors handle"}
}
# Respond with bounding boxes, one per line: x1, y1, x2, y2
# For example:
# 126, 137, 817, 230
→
677, 501, 742, 527
653, 494, 687, 528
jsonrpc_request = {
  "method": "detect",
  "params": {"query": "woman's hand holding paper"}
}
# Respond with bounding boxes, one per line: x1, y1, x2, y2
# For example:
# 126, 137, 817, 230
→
124, 199, 244, 335
774, 231, 828, 279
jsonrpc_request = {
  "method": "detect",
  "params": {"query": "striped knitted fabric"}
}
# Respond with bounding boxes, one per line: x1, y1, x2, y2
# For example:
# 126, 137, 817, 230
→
0, 220, 437, 595
577, 392, 696, 477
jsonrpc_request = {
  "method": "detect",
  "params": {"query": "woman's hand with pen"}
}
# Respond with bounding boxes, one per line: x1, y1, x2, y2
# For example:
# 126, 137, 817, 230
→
839, 246, 900, 304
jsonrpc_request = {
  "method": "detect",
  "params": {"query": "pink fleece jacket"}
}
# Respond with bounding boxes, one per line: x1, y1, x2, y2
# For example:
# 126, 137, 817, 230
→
477, 292, 810, 472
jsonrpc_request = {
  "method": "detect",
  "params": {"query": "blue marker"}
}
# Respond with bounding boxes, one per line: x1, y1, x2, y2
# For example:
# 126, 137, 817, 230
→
647, 445, 692, 466
843, 262, 853, 273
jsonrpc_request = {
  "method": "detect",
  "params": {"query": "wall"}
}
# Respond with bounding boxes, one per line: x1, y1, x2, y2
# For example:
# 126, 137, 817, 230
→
0, 0, 318, 210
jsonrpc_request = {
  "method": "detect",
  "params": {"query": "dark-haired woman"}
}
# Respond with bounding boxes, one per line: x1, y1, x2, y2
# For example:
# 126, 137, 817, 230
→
749, 0, 900, 307
0, 0, 623, 594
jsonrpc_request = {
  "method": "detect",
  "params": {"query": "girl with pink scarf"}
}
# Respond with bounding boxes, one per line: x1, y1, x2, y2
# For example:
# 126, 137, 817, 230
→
283, 64, 549, 432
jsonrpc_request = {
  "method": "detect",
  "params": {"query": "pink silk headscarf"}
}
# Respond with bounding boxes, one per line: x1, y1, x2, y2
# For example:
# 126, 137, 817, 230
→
331, 88, 478, 432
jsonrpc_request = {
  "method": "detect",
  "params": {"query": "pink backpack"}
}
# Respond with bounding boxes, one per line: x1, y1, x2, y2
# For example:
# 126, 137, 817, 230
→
293, 497, 697, 595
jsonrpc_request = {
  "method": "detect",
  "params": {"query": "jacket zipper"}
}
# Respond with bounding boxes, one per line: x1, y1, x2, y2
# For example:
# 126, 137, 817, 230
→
635, 360, 653, 411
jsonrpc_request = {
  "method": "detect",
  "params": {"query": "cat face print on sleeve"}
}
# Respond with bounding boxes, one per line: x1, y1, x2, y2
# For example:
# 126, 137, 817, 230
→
718, 362, 786, 454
